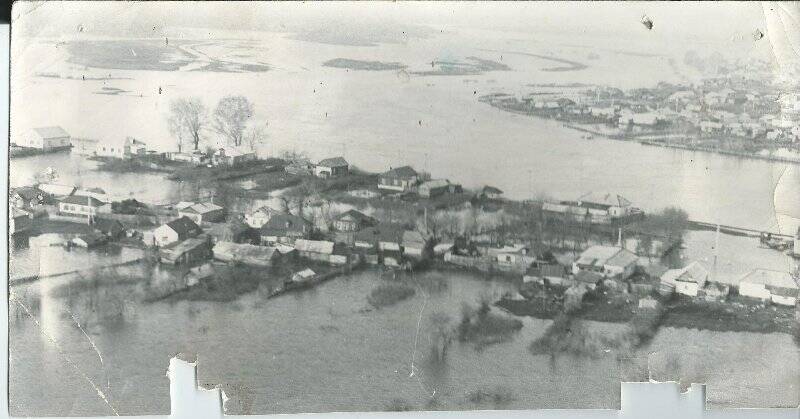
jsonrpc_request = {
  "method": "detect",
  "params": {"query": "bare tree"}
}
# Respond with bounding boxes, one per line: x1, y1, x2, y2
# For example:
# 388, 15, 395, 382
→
212, 96, 254, 147
244, 122, 268, 152
168, 97, 207, 151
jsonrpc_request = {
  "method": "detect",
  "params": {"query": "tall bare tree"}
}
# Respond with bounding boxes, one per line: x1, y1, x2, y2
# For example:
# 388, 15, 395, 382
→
167, 97, 207, 151
244, 122, 268, 152
212, 96, 254, 147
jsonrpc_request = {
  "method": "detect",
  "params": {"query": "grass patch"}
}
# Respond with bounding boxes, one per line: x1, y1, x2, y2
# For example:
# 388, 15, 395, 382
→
457, 299, 523, 348
465, 386, 515, 408
367, 283, 416, 308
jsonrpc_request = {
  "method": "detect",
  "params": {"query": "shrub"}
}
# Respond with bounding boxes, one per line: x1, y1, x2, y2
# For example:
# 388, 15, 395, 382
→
367, 283, 415, 308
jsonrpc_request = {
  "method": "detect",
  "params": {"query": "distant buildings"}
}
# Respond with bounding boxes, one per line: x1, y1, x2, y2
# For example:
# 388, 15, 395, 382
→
314, 157, 349, 178
378, 166, 419, 193
95, 137, 147, 159
418, 179, 462, 198
543, 194, 641, 224
18, 126, 71, 151
479, 186, 503, 200
212, 147, 256, 166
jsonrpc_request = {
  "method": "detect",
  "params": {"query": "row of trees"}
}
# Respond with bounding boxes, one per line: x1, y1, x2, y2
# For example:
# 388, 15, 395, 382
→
167, 95, 267, 153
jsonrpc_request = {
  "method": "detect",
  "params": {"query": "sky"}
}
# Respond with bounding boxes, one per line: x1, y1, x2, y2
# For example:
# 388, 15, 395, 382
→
11, 1, 772, 43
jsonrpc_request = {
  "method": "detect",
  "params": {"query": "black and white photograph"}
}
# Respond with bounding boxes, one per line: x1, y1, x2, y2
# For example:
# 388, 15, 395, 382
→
7, 1, 800, 416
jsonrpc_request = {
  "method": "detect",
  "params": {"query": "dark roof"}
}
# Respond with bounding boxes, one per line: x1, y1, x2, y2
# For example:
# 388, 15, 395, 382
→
166, 216, 203, 237
260, 213, 311, 235
382, 165, 418, 179
575, 270, 604, 284
74, 232, 107, 246
336, 209, 376, 224
94, 218, 124, 234
12, 186, 45, 201
482, 186, 503, 194
61, 195, 105, 207
355, 224, 405, 244
318, 157, 348, 167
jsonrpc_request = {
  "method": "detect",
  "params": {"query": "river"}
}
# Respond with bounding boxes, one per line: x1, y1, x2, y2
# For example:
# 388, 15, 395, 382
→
8, 27, 800, 415
11, 30, 800, 232
8, 268, 799, 415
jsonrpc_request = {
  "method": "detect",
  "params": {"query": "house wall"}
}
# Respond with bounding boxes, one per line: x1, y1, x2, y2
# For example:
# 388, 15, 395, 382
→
96, 143, 127, 159
675, 281, 700, 297
771, 294, 797, 306
245, 212, 271, 228
739, 282, 772, 300
153, 225, 180, 247
59, 202, 98, 217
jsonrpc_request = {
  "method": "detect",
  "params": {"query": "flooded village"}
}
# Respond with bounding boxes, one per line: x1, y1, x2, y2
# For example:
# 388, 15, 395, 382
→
8, 2, 800, 416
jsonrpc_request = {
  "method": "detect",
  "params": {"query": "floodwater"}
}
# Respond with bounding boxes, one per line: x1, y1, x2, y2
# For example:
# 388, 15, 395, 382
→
10, 30, 800, 232
8, 269, 799, 415
8, 27, 800, 415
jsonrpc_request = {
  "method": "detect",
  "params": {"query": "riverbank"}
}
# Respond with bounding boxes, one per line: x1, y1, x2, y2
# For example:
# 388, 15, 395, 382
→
479, 95, 800, 166
497, 289, 798, 335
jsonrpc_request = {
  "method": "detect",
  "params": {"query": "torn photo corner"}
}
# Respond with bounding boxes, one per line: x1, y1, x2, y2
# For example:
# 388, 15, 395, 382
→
6, 1, 800, 416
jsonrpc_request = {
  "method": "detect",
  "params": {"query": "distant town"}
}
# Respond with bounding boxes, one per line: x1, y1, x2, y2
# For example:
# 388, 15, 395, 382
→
480, 60, 800, 164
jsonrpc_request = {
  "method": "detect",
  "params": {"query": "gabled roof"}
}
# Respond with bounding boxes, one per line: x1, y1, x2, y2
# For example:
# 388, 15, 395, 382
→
317, 157, 348, 167
355, 224, 405, 244
74, 232, 107, 246
482, 185, 503, 194
260, 213, 311, 234
93, 218, 124, 234
420, 179, 450, 189
38, 183, 76, 197
576, 245, 636, 268
739, 269, 798, 290
294, 239, 335, 254
661, 261, 709, 285
33, 126, 70, 139
402, 230, 426, 247
165, 216, 203, 237
382, 166, 418, 179
180, 202, 223, 214
61, 195, 105, 207
575, 270, 603, 284
11, 186, 44, 201
335, 209, 376, 224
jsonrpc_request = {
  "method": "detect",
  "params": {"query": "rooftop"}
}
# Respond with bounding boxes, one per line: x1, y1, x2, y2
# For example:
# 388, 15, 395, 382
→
739, 269, 798, 290
576, 245, 637, 268
61, 195, 105, 207
317, 157, 348, 167
33, 126, 70, 139
382, 165, 418, 179
165, 216, 203, 236
294, 239, 335, 254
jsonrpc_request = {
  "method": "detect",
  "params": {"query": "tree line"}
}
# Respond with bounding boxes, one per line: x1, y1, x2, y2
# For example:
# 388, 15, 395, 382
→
167, 95, 267, 153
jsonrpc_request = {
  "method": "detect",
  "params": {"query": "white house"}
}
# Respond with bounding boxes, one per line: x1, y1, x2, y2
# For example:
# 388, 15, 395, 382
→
314, 157, 349, 178
149, 216, 204, 247
573, 245, 637, 280
58, 195, 107, 218
19, 126, 71, 151
177, 202, 225, 224
244, 205, 282, 229
738, 269, 799, 306
660, 261, 709, 297
95, 137, 147, 159
378, 166, 419, 192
